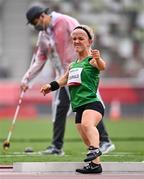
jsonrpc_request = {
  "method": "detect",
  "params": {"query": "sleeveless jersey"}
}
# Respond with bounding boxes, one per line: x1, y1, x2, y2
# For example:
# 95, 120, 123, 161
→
67, 56, 100, 111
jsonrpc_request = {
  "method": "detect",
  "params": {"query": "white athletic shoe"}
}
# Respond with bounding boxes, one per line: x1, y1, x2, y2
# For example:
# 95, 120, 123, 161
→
42, 145, 65, 156
99, 142, 115, 154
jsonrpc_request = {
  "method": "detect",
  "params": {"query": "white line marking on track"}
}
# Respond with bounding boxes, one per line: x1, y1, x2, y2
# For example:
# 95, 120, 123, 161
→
0, 152, 70, 158
0, 151, 141, 158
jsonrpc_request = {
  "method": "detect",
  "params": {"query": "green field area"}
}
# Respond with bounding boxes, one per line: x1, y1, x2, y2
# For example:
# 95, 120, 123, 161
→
0, 117, 144, 164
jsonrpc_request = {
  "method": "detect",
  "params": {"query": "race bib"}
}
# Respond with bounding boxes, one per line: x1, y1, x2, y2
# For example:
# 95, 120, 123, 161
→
67, 68, 83, 86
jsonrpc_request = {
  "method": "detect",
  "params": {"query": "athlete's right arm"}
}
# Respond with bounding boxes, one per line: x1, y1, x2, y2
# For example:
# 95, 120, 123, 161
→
57, 69, 69, 87
40, 68, 69, 96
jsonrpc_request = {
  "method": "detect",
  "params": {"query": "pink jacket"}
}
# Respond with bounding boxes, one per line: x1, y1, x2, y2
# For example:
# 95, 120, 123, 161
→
21, 11, 79, 85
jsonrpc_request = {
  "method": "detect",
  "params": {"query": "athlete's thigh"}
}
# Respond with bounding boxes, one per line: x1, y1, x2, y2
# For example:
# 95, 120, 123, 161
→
82, 109, 102, 126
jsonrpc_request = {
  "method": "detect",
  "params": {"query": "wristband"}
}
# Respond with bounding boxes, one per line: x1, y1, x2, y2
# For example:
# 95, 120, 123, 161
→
50, 81, 60, 91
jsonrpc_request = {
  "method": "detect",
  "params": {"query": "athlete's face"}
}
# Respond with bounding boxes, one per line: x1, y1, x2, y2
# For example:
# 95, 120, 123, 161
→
71, 29, 92, 53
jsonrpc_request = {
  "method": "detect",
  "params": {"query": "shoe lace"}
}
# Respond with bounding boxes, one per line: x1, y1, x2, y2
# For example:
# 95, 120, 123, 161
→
87, 146, 100, 156
84, 162, 92, 170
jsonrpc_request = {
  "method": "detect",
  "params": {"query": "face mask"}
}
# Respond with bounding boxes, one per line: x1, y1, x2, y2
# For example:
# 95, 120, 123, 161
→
34, 24, 45, 31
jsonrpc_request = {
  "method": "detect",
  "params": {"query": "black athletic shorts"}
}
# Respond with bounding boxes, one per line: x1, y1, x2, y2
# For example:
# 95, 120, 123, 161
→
75, 101, 104, 124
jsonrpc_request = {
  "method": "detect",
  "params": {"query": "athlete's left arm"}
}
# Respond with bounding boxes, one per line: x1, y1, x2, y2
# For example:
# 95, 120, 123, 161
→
89, 49, 106, 71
